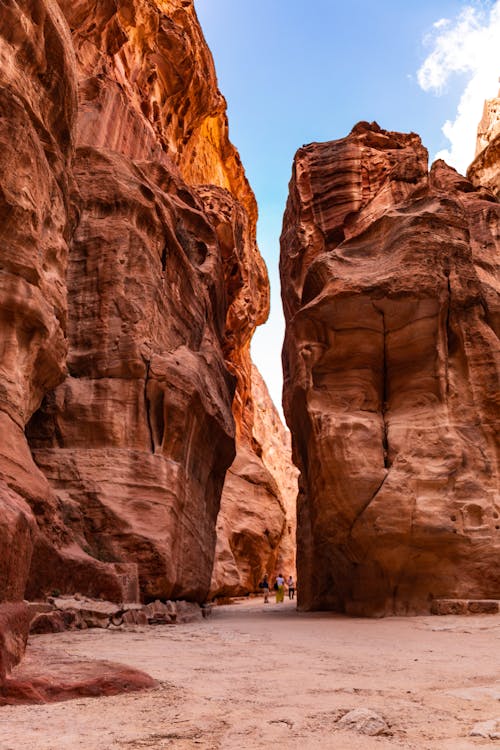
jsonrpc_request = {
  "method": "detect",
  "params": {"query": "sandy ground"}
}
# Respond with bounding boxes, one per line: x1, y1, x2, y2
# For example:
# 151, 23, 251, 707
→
1, 597, 499, 749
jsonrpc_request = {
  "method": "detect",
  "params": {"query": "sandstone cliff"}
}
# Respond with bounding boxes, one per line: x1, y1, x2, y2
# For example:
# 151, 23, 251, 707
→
467, 88, 500, 198
0, 0, 79, 676
281, 122, 500, 615
210, 365, 297, 598
0, 0, 272, 667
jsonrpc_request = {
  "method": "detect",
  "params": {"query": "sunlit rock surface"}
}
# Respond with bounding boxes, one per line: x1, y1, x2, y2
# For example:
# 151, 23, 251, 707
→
468, 88, 500, 198
0, 0, 269, 614
210, 365, 297, 598
281, 121, 500, 615
252, 365, 297, 580
27, 146, 237, 602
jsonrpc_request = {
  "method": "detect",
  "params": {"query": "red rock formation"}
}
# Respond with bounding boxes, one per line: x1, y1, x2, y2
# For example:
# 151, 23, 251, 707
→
251, 366, 297, 579
281, 122, 500, 615
0, 604, 31, 682
0, 0, 129, 676
210, 366, 297, 598
210, 445, 286, 598
1, 650, 156, 705
0, 0, 72, 609
468, 88, 500, 198
27, 145, 237, 602
0, 0, 269, 621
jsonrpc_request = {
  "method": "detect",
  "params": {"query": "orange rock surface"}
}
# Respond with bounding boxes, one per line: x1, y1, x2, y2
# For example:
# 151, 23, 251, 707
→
281, 122, 500, 615
467, 88, 500, 198
210, 365, 297, 598
0, 0, 269, 631
251, 365, 297, 580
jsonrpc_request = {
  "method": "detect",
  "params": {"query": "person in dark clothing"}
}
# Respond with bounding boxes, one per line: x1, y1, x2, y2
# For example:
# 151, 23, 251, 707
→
259, 574, 270, 603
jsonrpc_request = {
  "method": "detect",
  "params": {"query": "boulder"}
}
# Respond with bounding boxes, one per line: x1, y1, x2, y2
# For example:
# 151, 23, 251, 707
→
337, 708, 391, 736
121, 609, 148, 627
30, 611, 68, 635
175, 601, 203, 624
431, 599, 499, 615
1, 658, 156, 706
143, 600, 174, 625
470, 719, 500, 740
0, 603, 31, 681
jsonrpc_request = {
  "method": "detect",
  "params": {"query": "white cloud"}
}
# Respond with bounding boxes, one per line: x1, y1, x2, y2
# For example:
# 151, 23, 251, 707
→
417, 1, 500, 174
433, 18, 450, 30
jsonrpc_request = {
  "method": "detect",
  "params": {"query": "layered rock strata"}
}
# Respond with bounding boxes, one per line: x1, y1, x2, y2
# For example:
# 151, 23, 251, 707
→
468, 88, 500, 198
252, 365, 297, 579
210, 365, 297, 598
281, 121, 500, 615
28, 595, 205, 632
0, 0, 92, 679
0, 0, 270, 655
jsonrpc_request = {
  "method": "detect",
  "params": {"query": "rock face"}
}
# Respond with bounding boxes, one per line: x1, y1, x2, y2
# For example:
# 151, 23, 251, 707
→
468, 88, 500, 198
0, 0, 79, 679
0, 604, 32, 682
210, 365, 297, 598
251, 366, 297, 580
0, 0, 269, 637
281, 121, 500, 615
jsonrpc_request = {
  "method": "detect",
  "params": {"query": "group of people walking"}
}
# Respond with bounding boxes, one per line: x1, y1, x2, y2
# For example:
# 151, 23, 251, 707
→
259, 574, 295, 603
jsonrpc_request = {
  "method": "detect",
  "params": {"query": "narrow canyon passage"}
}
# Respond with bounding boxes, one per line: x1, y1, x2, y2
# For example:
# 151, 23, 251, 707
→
0, 2, 498, 739
2, 599, 499, 749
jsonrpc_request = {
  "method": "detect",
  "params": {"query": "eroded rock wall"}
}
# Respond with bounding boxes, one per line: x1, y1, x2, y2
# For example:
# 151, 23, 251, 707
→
0, 0, 82, 676
468, 88, 500, 198
210, 365, 297, 598
0, 0, 269, 611
251, 365, 297, 580
281, 122, 500, 615
27, 148, 237, 602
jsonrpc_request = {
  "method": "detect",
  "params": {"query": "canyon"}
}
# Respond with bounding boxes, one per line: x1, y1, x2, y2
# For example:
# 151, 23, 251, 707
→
0, 0, 499, 723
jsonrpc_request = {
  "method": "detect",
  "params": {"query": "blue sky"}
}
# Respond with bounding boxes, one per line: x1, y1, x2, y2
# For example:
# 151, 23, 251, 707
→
195, 0, 500, 415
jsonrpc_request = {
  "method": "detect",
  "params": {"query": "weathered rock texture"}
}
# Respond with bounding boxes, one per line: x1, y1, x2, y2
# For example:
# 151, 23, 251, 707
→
281, 121, 500, 615
468, 88, 500, 198
210, 365, 297, 598
1, 650, 157, 706
252, 365, 297, 579
26, 594, 204, 631
0, 604, 32, 681
0, 0, 80, 679
0, 0, 269, 642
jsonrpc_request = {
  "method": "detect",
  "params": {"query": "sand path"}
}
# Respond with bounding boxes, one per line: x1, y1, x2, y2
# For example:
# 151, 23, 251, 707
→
1, 597, 499, 749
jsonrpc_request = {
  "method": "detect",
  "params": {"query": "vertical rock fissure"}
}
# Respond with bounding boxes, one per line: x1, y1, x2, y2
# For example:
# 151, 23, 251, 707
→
143, 359, 155, 454
380, 309, 390, 470
161, 242, 168, 272
445, 274, 452, 399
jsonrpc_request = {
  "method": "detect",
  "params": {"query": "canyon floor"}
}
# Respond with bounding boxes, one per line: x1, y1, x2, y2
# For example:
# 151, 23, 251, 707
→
1, 597, 499, 749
